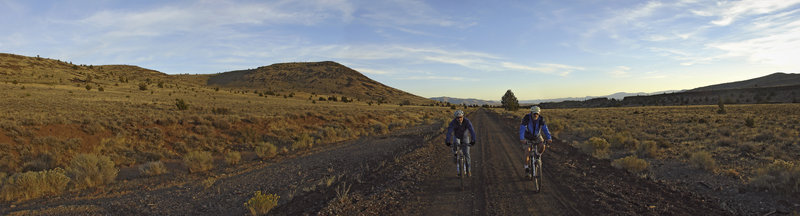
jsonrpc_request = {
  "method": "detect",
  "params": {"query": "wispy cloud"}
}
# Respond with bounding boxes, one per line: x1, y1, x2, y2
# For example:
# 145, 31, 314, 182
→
609, 66, 631, 77
691, 0, 800, 26
500, 62, 583, 76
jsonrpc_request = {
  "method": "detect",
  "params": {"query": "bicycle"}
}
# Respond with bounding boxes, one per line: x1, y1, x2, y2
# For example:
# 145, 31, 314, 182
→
526, 139, 545, 193
456, 143, 466, 189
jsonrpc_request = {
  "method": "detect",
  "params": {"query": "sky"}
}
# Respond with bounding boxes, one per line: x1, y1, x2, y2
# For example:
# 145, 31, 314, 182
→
2, 0, 800, 101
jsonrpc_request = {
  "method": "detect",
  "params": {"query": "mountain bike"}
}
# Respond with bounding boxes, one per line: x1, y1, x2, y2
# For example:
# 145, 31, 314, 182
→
526, 140, 544, 193
455, 143, 467, 190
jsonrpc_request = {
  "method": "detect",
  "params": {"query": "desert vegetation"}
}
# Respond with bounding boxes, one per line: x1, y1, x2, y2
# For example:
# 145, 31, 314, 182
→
493, 103, 800, 193
0, 53, 453, 204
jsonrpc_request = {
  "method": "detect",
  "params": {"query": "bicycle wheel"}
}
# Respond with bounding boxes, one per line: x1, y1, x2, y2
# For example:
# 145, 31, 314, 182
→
459, 152, 464, 190
534, 158, 542, 193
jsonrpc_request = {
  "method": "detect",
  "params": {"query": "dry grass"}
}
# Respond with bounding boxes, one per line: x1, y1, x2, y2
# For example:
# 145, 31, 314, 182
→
243, 191, 279, 216
183, 151, 213, 173
0, 168, 70, 202
66, 154, 118, 190
750, 160, 800, 193
138, 161, 167, 176
255, 142, 277, 160
580, 137, 610, 158
224, 151, 241, 165
0, 53, 455, 202
490, 103, 800, 184
689, 151, 716, 171
612, 156, 649, 173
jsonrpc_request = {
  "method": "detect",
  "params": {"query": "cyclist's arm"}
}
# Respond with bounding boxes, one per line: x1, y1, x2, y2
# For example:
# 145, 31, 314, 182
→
467, 119, 477, 142
445, 120, 454, 144
519, 114, 529, 141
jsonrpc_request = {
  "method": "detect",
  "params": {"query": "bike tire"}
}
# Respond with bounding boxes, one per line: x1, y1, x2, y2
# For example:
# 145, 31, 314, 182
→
534, 159, 542, 193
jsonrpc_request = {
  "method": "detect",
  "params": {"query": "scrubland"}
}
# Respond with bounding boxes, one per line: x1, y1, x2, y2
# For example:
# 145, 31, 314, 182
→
0, 74, 451, 203
493, 104, 800, 194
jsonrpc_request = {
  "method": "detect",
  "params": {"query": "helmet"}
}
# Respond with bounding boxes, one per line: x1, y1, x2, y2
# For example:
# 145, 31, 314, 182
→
454, 110, 465, 117
530, 106, 541, 114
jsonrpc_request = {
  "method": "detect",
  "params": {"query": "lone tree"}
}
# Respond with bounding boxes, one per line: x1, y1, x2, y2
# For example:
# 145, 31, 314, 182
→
502, 89, 520, 111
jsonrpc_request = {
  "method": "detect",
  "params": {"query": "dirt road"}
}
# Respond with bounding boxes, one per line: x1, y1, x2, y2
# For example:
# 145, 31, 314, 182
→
398, 109, 728, 215
2, 108, 729, 215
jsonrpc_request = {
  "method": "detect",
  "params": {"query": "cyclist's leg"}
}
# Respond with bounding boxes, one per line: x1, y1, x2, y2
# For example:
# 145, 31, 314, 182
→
461, 137, 471, 173
524, 139, 531, 168
453, 138, 461, 173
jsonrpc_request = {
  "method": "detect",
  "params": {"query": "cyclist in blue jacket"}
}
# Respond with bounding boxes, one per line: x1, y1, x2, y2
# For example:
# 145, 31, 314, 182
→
446, 110, 476, 177
519, 106, 552, 177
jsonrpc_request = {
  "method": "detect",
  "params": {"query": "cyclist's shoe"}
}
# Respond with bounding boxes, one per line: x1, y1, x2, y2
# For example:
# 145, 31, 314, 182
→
467, 171, 472, 177
457, 172, 462, 177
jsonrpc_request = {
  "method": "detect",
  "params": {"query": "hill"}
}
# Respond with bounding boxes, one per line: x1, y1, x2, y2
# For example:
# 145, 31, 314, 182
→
429, 97, 498, 105
0, 53, 434, 105
205, 61, 433, 105
689, 72, 800, 92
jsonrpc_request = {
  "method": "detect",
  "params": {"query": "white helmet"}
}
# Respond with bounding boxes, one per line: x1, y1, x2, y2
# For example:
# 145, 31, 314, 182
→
454, 110, 464, 117
530, 106, 541, 114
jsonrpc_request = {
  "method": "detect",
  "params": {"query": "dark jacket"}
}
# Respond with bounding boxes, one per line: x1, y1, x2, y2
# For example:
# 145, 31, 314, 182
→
446, 117, 476, 144
519, 113, 552, 141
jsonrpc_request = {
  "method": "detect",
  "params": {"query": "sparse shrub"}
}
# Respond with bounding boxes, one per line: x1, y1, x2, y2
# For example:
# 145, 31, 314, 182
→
139, 83, 148, 91
689, 151, 716, 171
212, 107, 231, 115
193, 125, 213, 135
255, 142, 277, 160
611, 156, 648, 173
176, 99, 189, 110
723, 168, 740, 178
244, 191, 279, 216
371, 121, 388, 134
212, 119, 231, 130
225, 151, 241, 165
609, 131, 637, 150
85, 85, 92, 91
139, 161, 168, 176
202, 176, 216, 189
580, 137, 610, 158
716, 137, 736, 147
291, 134, 314, 151
745, 117, 755, 128
0, 168, 70, 202
750, 159, 800, 193
636, 140, 658, 158
183, 151, 214, 173
66, 154, 118, 189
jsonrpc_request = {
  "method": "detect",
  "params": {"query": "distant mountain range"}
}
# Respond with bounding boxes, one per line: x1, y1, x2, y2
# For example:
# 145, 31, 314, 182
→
432, 72, 800, 107
430, 90, 683, 105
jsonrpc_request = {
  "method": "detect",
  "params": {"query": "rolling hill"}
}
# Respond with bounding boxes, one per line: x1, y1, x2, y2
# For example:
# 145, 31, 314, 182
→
0, 53, 434, 105
429, 97, 498, 105
205, 61, 433, 105
689, 72, 800, 92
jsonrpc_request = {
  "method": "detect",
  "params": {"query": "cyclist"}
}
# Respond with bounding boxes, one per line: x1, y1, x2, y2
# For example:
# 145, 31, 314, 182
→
519, 106, 552, 177
445, 110, 476, 177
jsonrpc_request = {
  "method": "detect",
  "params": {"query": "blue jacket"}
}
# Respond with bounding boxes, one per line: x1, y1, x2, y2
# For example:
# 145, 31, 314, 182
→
446, 117, 476, 143
519, 113, 551, 141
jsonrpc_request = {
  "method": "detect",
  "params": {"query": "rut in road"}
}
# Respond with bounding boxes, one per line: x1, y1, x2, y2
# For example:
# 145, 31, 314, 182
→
402, 109, 581, 215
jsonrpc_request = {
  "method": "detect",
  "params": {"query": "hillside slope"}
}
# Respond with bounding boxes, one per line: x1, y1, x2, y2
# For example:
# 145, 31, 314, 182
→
690, 72, 800, 92
206, 61, 433, 105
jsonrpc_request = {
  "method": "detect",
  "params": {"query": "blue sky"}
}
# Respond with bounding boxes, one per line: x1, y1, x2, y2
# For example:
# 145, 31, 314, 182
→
2, 0, 800, 100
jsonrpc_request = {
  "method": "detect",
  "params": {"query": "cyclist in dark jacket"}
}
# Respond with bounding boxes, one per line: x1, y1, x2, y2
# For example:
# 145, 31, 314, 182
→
446, 110, 476, 177
519, 106, 552, 177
